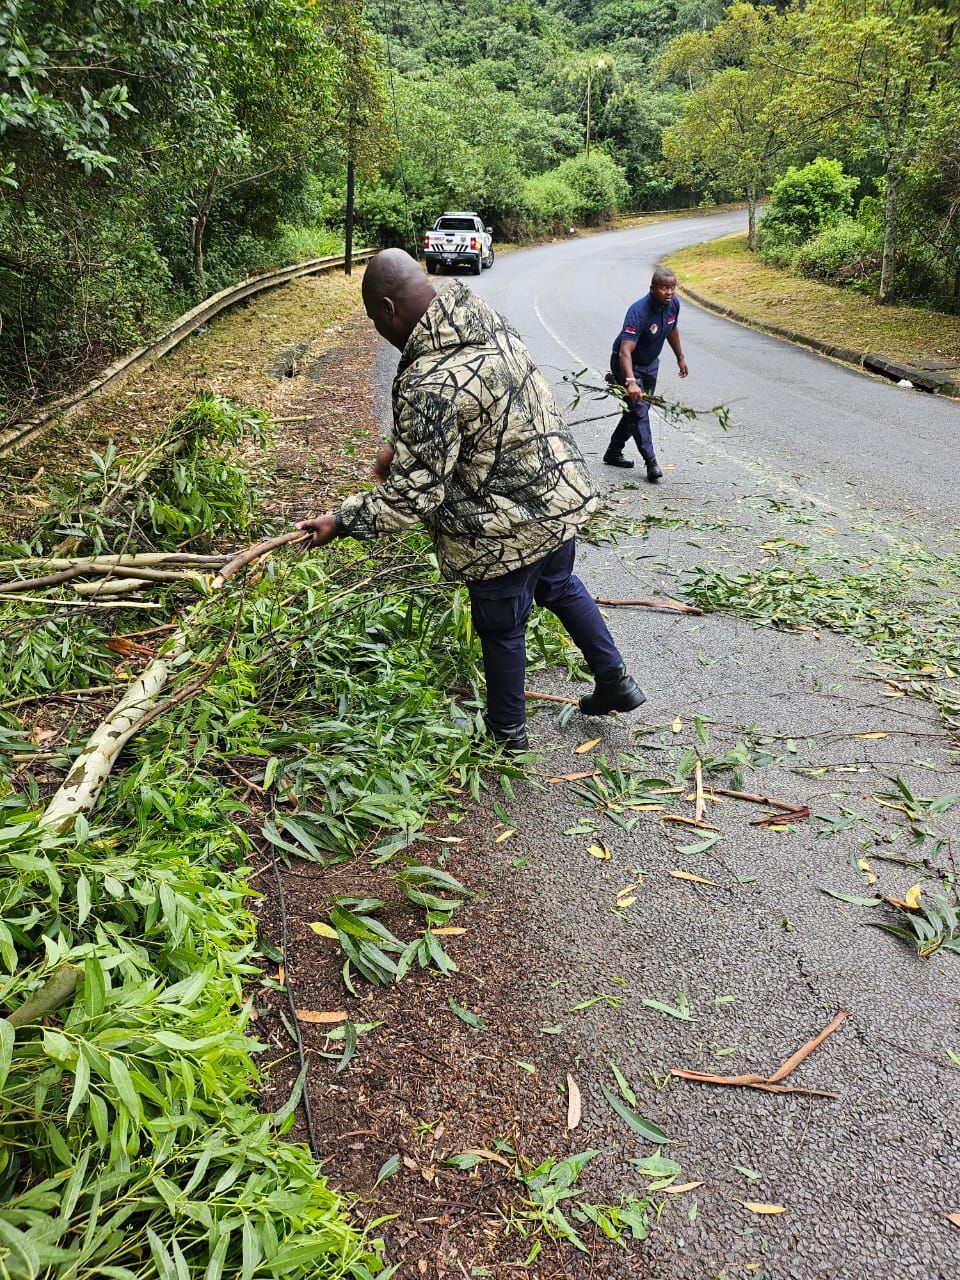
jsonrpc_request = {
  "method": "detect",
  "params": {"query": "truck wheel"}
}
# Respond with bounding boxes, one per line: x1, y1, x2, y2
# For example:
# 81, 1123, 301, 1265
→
483, 247, 494, 269
472, 254, 482, 275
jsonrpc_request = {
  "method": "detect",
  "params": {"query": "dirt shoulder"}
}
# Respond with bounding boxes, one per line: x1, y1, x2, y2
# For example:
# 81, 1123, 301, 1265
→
666, 233, 960, 390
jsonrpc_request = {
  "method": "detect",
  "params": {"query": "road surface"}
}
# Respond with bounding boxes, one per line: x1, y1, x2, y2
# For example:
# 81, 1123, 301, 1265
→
379, 213, 960, 1279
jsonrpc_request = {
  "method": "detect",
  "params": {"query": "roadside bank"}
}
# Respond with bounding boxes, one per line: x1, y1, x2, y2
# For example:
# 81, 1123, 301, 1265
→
666, 234, 960, 397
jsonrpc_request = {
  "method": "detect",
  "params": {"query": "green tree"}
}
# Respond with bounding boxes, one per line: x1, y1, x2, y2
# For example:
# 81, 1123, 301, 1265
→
658, 3, 800, 249
776, 0, 957, 301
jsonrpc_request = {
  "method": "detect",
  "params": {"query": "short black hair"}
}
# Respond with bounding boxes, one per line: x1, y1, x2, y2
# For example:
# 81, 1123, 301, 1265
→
651, 267, 677, 287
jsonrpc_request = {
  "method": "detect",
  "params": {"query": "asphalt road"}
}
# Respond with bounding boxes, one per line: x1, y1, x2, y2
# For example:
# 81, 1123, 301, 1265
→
377, 217, 960, 1278
471, 210, 960, 541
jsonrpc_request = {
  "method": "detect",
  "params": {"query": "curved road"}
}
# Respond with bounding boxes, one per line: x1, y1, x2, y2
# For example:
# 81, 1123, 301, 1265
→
423, 214, 960, 1279
471, 209, 959, 539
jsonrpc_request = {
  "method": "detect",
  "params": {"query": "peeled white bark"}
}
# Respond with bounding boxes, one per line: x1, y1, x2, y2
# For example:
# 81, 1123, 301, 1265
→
39, 531, 307, 831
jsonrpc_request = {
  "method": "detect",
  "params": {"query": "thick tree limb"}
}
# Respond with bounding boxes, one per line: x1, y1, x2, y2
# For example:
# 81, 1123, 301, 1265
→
40, 532, 309, 831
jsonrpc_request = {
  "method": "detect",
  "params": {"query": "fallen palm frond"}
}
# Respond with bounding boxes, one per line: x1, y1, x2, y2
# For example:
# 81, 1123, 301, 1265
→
671, 1009, 848, 1098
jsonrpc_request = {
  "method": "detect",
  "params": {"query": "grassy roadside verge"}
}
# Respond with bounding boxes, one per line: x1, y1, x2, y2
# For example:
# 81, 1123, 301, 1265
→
666, 233, 960, 372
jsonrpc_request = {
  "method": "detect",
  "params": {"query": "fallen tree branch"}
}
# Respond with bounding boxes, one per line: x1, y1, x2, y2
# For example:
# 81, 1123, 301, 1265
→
7, 964, 80, 1028
704, 786, 809, 813
671, 1009, 848, 1099
593, 596, 702, 615
40, 532, 309, 830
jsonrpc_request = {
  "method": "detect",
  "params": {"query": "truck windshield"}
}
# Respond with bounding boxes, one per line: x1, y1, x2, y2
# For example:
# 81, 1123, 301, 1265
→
435, 218, 477, 231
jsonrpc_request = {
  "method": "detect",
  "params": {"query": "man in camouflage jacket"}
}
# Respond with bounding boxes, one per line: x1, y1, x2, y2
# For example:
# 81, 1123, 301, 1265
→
298, 249, 645, 751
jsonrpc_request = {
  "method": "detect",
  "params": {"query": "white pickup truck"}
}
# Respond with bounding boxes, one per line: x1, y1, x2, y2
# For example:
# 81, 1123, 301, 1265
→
422, 211, 494, 275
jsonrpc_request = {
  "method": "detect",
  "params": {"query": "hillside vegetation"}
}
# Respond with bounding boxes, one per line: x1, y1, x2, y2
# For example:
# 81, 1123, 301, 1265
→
2, 1, 958, 412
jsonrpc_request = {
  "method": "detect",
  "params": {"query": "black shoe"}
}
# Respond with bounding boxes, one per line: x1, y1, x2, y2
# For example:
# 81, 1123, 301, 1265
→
485, 720, 530, 752
603, 452, 635, 469
579, 666, 647, 716
645, 459, 663, 483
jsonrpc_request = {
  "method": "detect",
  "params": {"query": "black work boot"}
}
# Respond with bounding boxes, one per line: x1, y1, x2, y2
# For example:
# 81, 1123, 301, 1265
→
645, 457, 663, 483
579, 666, 647, 716
485, 719, 530, 753
603, 451, 635, 468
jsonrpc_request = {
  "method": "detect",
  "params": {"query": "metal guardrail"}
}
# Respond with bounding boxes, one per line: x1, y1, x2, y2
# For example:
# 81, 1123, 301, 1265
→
0, 248, 376, 459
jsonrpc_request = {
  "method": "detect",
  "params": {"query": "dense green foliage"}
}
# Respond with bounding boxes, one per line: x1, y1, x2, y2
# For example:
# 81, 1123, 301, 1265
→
0, 398, 585, 1276
3, 0, 959, 419
758, 157, 860, 267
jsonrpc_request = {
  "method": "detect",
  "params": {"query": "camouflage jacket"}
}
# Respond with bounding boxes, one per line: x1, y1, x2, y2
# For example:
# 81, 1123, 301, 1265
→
336, 282, 596, 580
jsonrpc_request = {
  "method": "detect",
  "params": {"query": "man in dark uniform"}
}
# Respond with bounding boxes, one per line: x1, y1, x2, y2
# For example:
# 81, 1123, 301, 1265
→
603, 267, 689, 482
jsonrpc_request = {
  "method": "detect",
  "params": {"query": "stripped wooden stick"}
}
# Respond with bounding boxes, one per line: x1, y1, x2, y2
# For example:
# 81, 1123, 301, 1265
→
593, 596, 702, 614
40, 532, 309, 830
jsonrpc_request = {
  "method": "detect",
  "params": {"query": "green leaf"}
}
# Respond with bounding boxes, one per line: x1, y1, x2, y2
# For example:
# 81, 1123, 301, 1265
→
676, 832, 722, 855
0, 1019, 13, 1090
609, 1060, 637, 1106
820, 887, 883, 906
600, 1086, 673, 1143
447, 996, 486, 1030
109, 1055, 143, 1121
374, 1153, 401, 1185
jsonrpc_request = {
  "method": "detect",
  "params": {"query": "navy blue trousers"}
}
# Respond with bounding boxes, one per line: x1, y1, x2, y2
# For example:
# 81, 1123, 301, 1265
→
607, 361, 658, 464
466, 539, 623, 729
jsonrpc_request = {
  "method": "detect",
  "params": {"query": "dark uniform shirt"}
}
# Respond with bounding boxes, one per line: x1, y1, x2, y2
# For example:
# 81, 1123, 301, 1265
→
611, 292, 680, 376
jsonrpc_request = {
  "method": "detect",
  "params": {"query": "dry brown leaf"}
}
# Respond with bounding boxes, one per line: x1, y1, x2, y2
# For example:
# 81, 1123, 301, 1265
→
663, 1181, 705, 1194
668, 869, 719, 887
616, 895, 637, 908
459, 1148, 512, 1169
494, 829, 516, 843
587, 842, 612, 860
946, 1212, 960, 1228
431, 926, 468, 936
854, 731, 888, 740
277, 965, 285, 986
548, 769, 601, 783
574, 737, 602, 754
744, 1203, 787, 1215
295, 1009, 348, 1024
566, 1073, 582, 1130
671, 716, 683, 733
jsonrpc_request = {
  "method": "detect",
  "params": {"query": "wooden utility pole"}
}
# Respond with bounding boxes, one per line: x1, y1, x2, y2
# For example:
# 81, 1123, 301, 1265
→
345, 156, 355, 275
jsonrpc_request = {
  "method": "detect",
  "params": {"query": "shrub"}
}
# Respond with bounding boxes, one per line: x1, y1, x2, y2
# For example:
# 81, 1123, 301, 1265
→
519, 172, 578, 236
553, 151, 630, 225
793, 217, 881, 286
759, 156, 858, 264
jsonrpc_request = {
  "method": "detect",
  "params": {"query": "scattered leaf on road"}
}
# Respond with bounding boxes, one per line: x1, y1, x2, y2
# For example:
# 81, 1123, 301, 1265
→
744, 1203, 787, 1215
540, 1024, 564, 1035
549, 769, 601, 783
601, 1085, 674, 1143
819, 887, 882, 906
494, 829, 516, 843
295, 1009, 347, 1023
855, 731, 888, 740
946, 1213, 960, 1228
588, 842, 612, 860
669, 869, 719, 887
732, 1165, 762, 1180
566, 1074, 582, 1130
574, 737, 602, 754
609, 1061, 637, 1106
904, 883, 923, 909
664, 1181, 705, 1194
671, 717, 683, 733
616, 895, 637, 908
431, 926, 467, 936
